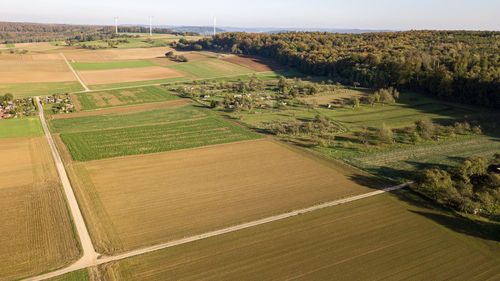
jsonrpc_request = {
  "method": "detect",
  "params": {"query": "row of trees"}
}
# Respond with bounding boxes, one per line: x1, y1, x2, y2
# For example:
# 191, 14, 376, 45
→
176, 31, 500, 108
414, 155, 499, 216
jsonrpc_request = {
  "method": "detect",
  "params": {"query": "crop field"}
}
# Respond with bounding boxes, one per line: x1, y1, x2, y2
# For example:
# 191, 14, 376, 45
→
168, 59, 255, 78
65, 139, 373, 254
0, 81, 84, 98
87, 77, 190, 91
221, 54, 283, 72
0, 118, 43, 138
47, 270, 89, 281
55, 105, 261, 160
71, 60, 157, 71
98, 191, 500, 281
73, 86, 180, 110
78, 66, 185, 85
0, 137, 80, 281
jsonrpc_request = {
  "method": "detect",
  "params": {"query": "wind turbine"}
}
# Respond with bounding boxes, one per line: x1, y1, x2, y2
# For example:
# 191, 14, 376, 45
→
213, 16, 217, 36
114, 17, 119, 34
149, 16, 154, 36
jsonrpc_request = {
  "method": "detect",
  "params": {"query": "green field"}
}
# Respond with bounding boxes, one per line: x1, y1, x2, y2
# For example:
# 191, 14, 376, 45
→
71, 60, 157, 71
99, 191, 500, 280
0, 82, 84, 98
74, 37, 169, 49
169, 59, 254, 78
58, 106, 261, 161
75, 86, 179, 110
6, 43, 15, 48
87, 77, 190, 91
51, 106, 205, 133
0, 118, 43, 138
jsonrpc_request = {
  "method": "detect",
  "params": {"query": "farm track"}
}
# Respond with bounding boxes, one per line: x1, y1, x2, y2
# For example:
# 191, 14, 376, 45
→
60, 53, 90, 91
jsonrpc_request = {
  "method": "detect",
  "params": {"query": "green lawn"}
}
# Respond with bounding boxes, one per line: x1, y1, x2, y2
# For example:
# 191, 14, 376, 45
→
76, 86, 179, 110
168, 59, 254, 79
0, 118, 43, 138
59, 106, 261, 161
0, 82, 84, 98
71, 60, 157, 71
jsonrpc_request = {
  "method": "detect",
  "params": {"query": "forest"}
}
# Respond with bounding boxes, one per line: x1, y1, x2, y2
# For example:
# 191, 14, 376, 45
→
174, 31, 500, 108
0, 21, 177, 44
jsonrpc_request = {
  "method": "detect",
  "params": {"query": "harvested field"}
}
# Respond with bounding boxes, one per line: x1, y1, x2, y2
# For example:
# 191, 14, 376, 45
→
51, 99, 190, 120
99, 191, 500, 281
58, 107, 261, 161
63, 47, 170, 62
78, 67, 185, 85
68, 139, 373, 254
0, 58, 75, 83
0, 137, 80, 281
74, 86, 179, 110
222, 55, 283, 72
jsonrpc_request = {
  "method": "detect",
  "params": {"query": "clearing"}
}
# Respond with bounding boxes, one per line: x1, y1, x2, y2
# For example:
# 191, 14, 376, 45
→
0, 137, 80, 281
98, 191, 500, 281
65, 139, 374, 254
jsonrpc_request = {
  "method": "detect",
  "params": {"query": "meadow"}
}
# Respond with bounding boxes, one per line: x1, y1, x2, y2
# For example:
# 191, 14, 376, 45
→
66, 140, 373, 254
0, 118, 43, 138
98, 191, 500, 280
169, 59, 255, 78
0, 81, 84, 98
56, 105, 261, 161
71, 60, 157, 71
74, 86, 179, 110
0, 137, 80, 281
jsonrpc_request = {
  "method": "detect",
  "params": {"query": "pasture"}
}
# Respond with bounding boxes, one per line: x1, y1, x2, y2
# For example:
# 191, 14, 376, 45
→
98, 191, 500, 280
0, 137, 80, 281
0, 118, 43, 138
73, 86, 179, 110
66, 139, 373, 254
54, 105, 261, 160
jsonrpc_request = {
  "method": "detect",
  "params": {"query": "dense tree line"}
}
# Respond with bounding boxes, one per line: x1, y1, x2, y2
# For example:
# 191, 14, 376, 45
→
176, 31, 500, 108
414, 154, 499, 216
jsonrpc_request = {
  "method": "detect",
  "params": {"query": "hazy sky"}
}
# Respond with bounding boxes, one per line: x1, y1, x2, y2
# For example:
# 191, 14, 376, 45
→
1, 0, 498, 30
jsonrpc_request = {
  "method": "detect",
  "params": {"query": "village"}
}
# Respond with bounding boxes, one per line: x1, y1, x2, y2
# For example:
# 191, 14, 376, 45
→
43, 93, 76, 114
0, 94, 37, 119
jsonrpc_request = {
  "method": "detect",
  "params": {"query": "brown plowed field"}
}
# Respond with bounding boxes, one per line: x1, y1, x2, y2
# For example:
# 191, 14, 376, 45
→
68, 139, 373, 254
222, 55, 283, 72
78, 67, 185, 85
51, 99, 191, 119
0, 137, 80, 281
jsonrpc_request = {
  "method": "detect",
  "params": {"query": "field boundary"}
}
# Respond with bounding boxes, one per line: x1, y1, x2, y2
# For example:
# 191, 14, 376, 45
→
61, 53, 90, 92
22, 182, 407, 281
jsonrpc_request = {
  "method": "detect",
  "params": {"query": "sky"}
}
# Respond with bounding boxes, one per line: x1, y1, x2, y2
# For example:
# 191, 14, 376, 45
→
1, 0, 499, 30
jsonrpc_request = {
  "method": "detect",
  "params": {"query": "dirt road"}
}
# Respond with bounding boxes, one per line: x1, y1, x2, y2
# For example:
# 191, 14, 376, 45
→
60, 53, 90, 91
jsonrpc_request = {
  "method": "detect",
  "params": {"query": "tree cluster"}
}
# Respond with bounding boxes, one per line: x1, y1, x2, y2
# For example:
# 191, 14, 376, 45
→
165, 51, 188, 62
177, 31, 500, 108
414, 154, 500, 216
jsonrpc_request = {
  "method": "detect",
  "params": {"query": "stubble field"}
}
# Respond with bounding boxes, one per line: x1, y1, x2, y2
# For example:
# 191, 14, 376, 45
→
98, 192, 500, 281
65, 139, 373, 255
0, 137, 80, 281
